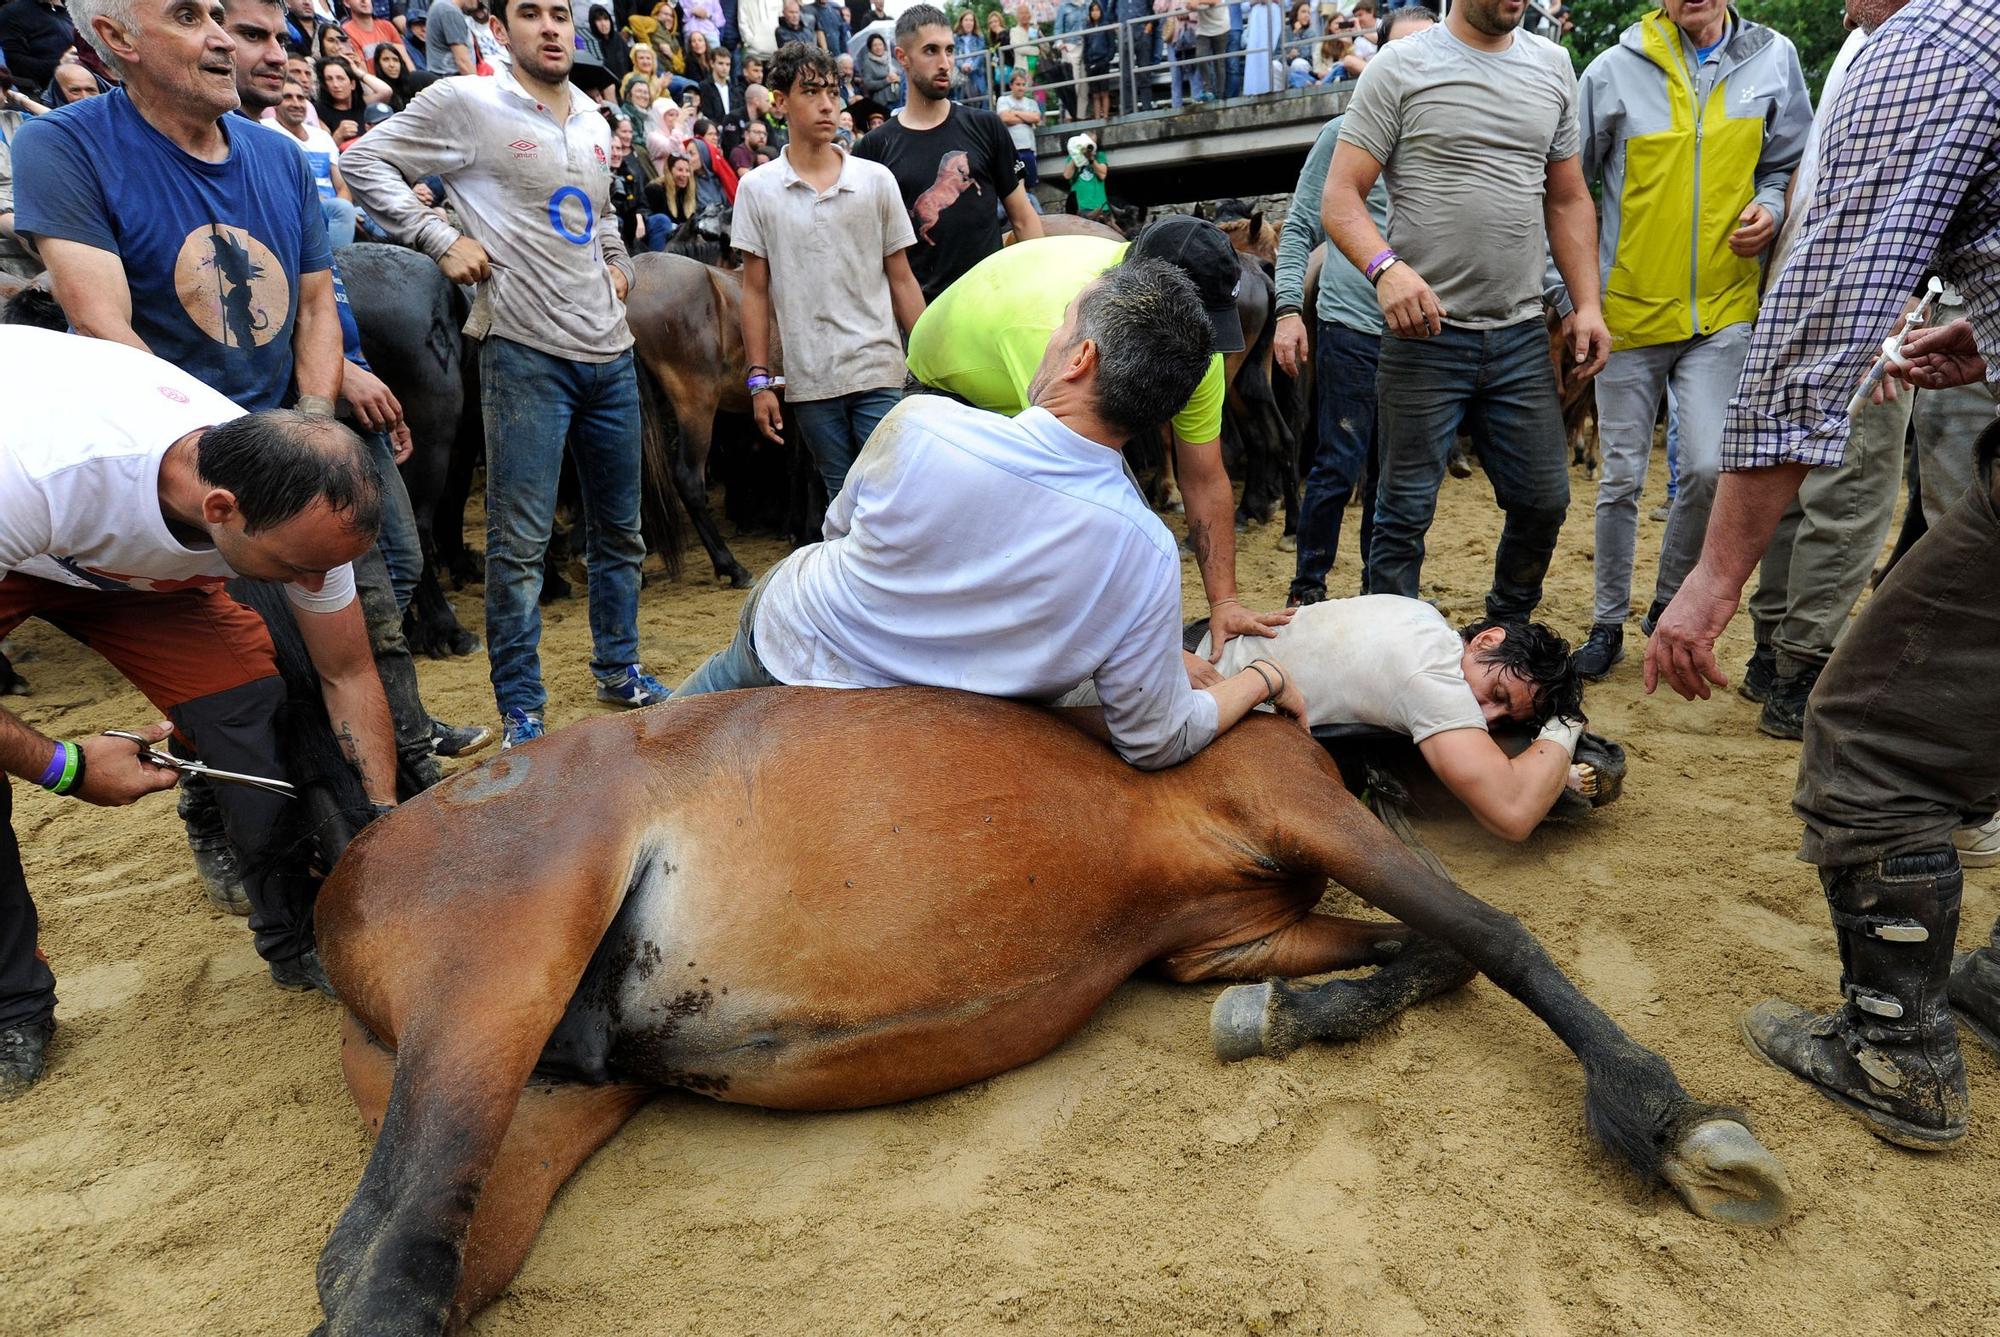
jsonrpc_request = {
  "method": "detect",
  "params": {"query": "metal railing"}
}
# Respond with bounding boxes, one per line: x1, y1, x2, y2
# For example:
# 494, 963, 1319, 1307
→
946, 7, 1376, 125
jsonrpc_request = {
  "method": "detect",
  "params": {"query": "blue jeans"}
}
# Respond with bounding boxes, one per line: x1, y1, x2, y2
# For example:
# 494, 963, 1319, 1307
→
322, 196, 357, 250
1117, 5, 1160, 108
1665, 392, 1680, 501
360, 428, 422, 614
672, 571, 782, 697
790, 387, 900, 499
1292, 320, 1379, 599
1373, 320, 1570, 622
479, 336, 647, 715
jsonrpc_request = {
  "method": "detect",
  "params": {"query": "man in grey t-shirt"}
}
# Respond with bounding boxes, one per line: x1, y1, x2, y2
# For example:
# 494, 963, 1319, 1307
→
1322, 0, 1609, 625
426, 0, 478, 75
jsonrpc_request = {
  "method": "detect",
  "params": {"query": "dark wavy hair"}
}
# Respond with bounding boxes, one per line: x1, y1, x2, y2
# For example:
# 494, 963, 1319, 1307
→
197, 412, 382, 537
1459, 617, 1585, 728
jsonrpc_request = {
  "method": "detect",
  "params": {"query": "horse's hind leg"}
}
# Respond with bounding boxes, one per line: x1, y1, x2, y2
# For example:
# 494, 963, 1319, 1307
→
317, 930, 621, 1332
669, 393, 754, 588
1209, 934, 1477, 1061
1280, 781, 1792, 1226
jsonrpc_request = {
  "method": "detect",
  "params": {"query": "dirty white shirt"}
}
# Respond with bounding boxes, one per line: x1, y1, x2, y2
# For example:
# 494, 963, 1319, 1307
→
1201, 595, 1485, 742
730, 145, 915, 401
339, 70, 635, 363
753, 396, 1219, 770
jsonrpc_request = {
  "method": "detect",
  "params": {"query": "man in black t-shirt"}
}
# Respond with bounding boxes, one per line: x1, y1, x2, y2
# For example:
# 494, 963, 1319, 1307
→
852, 2, 1041, 300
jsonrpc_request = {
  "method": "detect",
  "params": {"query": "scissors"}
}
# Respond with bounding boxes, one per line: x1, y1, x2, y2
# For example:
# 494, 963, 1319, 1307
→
101, 730, 297, 798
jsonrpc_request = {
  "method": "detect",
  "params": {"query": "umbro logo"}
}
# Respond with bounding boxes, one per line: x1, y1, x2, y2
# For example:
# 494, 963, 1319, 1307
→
509, 139, 540, 158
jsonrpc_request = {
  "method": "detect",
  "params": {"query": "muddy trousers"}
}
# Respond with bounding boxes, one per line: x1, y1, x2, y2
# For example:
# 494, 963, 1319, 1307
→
1794, 423, 2000, 871
0, 674, 320, 1032
353, 546, 441, 795
1371, 320, 1570, 622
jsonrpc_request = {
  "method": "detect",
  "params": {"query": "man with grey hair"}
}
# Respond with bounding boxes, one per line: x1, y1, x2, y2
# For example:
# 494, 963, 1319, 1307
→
14, 0, 341, 415
674, 259, 1310, 772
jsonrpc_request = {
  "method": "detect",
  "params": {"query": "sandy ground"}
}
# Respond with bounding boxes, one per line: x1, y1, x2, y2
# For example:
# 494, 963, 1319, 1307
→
5, 447, 2000, 1337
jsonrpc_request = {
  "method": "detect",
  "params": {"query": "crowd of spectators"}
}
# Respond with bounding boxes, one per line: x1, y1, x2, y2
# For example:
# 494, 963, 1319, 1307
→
1, 0, 1569, 269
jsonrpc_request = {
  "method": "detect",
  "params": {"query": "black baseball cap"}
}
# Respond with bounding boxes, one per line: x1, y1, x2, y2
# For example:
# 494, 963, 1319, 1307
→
1130, 214, 1245, 354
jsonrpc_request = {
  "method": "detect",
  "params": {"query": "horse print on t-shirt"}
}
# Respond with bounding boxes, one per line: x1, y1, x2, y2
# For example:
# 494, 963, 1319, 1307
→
911, 151, 981, 245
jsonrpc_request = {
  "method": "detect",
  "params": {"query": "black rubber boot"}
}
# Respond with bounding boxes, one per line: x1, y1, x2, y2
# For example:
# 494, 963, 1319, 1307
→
0, 1018, 53, 1099
1948, 915, 2000, 1062
269, 947, 336, 999
176, 774, 251, 916
1741, 850, 1967, 1149
1758, 662, 1822, 740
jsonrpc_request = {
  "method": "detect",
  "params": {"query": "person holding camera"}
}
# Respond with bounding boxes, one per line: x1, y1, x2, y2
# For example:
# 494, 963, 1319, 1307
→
1062, 131, 1107, 218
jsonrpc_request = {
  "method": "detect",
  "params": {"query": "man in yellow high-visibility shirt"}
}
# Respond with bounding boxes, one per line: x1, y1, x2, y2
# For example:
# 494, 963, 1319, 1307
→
907, 215, 1291, 659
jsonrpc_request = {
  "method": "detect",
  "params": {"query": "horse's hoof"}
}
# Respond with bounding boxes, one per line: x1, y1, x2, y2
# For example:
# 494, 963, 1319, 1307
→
1211, 982, 1275, 1063
723, 566, 754, 589
1659, 1118, 1792, 1227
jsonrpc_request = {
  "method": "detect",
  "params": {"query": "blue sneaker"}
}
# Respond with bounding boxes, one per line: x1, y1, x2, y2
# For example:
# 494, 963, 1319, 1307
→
595, 664, 671, 709
500, 708, 544, 749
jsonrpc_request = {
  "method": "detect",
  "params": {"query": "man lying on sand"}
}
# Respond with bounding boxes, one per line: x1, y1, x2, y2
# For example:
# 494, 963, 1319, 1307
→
1195, 596, 1589, 842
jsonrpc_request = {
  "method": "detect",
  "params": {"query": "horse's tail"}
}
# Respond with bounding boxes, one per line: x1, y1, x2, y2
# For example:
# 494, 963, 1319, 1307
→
634, 353, 688, 581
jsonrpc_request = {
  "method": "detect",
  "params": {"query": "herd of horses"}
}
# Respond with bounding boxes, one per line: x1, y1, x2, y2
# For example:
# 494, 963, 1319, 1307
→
4, 217, 1784, 1337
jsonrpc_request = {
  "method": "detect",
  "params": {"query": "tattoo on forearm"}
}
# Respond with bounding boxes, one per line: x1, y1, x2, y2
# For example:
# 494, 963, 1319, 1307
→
1187, 517, 1214, 575
334, 721, 374, 791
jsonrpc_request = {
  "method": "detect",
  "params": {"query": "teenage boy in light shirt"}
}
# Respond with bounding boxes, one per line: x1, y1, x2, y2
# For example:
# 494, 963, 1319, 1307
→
736, 41, 925, 498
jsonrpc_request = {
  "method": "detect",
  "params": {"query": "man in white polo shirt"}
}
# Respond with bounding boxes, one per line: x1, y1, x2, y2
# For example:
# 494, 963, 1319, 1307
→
734, 41, 925, 499
674, 260, 1310, 770
0, 326, 398, 1094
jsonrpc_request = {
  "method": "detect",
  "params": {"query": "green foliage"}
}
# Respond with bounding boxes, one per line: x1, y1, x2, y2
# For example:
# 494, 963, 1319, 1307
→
1560, 1, 1851, 97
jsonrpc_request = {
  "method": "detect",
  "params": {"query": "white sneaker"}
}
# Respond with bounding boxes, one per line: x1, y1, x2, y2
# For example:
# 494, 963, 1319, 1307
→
1954, 812, 2000, 869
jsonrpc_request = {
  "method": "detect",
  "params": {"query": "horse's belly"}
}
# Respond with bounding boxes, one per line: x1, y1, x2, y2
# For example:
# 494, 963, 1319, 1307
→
535, 827, 1153, 1110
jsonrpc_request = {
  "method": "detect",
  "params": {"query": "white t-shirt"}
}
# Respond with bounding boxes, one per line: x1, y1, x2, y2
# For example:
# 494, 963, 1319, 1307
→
1204, 595, 1486, 743
261, 118, 342, 202
996, 94, 1038, 152
753, 396, 1219, 771
0, 327, 356, 614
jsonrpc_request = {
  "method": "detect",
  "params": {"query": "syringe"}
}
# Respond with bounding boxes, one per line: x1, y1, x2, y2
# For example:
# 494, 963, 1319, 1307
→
1848, 275, 1946, 416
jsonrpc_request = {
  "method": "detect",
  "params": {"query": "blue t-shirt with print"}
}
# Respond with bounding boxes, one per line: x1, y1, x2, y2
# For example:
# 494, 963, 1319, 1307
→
12, 89, 333, 411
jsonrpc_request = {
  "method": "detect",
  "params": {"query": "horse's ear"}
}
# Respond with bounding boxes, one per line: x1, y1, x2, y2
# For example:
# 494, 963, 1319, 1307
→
1250, 211, 1263, 241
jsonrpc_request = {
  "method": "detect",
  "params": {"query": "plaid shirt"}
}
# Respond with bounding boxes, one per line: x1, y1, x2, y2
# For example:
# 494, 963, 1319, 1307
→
1722, 0, 2000, 471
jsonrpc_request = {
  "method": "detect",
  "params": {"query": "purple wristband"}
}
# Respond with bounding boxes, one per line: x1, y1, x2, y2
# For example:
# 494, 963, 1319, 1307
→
1365, 248, 1397, 281
36, 741, 66, 790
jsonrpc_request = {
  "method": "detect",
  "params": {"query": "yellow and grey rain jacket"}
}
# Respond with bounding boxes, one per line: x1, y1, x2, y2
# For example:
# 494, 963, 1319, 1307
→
1577, 8, 1811, 351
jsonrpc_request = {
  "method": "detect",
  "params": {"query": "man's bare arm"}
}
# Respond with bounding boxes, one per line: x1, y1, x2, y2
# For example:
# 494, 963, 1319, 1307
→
37, 237, 149, 352
296, 600, 398, 806
1419, 727, 1573, 843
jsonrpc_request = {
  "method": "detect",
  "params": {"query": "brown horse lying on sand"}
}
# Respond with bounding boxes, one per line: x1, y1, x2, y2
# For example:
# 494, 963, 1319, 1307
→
313, 688, 1791, 1335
